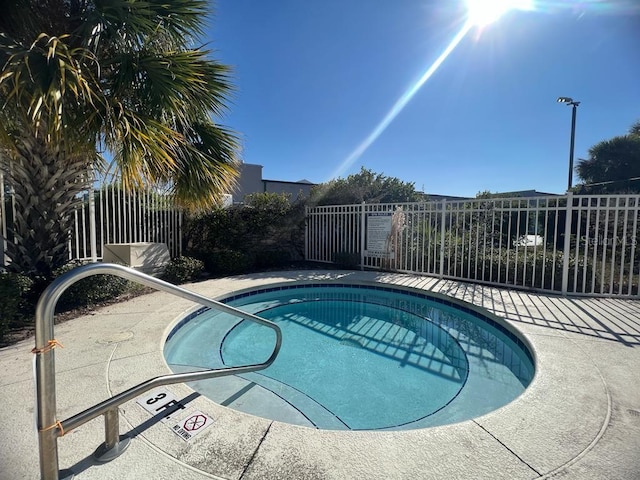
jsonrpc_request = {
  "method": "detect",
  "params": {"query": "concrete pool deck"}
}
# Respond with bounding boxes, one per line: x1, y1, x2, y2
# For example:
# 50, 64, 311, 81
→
1, 270, 639, 479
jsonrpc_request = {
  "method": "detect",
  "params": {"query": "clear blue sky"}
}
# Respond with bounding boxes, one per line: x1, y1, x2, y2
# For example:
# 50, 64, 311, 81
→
206, 0, 639, 197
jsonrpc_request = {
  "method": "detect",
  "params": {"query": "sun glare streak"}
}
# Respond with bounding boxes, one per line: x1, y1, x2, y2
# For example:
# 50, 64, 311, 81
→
326, 0, 635, 184
329, 20, 474, 180
466, 0, 533, 26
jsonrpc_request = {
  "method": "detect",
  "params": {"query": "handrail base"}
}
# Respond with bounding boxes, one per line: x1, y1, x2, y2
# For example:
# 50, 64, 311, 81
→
93, 436, 131, 463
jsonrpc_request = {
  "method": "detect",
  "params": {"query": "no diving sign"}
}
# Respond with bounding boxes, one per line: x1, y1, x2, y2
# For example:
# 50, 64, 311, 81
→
172, 411, 213, 441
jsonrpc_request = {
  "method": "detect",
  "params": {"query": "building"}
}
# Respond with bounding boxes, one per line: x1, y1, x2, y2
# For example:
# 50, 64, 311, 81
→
423, 189, 559, 202
422, 193, 472, 202
492, 189, 560, 198
231, 163, 315, 203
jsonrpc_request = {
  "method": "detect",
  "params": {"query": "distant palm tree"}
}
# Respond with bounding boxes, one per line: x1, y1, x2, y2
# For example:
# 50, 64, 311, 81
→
0, 0, 239, 277
576, 121, 640, 194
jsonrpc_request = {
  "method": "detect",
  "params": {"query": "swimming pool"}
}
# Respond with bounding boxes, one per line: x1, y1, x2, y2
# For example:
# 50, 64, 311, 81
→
164, 283, 535, 430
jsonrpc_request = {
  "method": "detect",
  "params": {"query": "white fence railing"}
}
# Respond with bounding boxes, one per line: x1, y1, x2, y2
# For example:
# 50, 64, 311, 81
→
1, 182, 182, 267
306, 193, 640, 297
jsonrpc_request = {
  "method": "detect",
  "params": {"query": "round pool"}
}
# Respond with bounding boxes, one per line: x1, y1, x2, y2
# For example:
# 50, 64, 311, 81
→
164, 283, 535, 430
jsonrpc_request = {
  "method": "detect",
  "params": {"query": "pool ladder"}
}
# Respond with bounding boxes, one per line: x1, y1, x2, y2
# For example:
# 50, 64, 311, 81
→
33, 263, 283, 480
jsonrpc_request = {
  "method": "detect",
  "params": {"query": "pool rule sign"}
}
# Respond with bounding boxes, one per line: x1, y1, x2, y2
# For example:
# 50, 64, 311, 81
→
171, 410, 213, 441
365, 212, 393, 258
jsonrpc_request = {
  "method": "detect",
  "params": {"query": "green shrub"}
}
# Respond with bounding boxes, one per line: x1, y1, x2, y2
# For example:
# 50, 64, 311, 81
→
254, 249, 291, 269
183, 192, 306, 273
0, 272, 34, 340
162, 256, 204, 284
439, 246, 596, 292
332, 251, 360, 269
53, 261, 134, 311
203, 249, 252, 275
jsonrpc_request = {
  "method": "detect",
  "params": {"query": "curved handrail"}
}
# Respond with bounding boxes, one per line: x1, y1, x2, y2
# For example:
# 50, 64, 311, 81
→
34, 263, 282, 480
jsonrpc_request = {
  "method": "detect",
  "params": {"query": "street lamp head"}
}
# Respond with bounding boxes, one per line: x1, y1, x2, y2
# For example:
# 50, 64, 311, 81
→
557, 96, 580, 106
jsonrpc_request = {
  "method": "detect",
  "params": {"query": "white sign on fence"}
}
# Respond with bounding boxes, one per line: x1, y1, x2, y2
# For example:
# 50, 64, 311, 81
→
365, 212, 393, 258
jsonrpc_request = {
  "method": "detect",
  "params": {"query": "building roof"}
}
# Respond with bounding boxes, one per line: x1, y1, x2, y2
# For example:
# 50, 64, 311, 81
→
493, 189, 560, 197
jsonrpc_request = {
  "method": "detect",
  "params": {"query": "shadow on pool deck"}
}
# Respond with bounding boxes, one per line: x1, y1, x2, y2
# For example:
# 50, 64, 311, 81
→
369, 272, 640, 345
62, 391, 201, 478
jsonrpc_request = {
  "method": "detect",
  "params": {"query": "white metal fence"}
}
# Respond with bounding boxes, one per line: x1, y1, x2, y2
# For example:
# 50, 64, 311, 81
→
306, 193, 640, 297
1, 182, 182, 267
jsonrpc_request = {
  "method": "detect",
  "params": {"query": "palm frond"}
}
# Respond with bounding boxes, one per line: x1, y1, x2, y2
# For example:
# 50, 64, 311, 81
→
0, 31, 100, 139
169, 121, 240, 210
77, 0, 210, 51
107, 114, 181, 188
133, 48, 234, 119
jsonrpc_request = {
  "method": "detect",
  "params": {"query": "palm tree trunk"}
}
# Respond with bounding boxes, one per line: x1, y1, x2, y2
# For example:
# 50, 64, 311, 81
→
4, 136, 90, 277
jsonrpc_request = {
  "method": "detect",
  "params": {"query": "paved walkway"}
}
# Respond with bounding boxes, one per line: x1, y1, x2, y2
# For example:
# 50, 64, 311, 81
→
1, 270, 639, 479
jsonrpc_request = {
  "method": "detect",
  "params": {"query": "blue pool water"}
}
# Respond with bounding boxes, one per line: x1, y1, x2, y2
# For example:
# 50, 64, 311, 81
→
164, 284, 534, 430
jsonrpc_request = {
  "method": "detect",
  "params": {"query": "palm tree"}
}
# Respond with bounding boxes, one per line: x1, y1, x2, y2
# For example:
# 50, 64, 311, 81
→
0, 0, 240, 277
576, 121, 640, 194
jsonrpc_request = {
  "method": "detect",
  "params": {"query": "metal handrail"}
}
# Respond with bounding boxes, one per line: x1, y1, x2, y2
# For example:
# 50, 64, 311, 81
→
34, 263, 283, 480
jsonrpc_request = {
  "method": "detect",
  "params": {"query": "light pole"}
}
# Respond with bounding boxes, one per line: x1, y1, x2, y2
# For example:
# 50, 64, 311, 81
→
557, 97, 580, 191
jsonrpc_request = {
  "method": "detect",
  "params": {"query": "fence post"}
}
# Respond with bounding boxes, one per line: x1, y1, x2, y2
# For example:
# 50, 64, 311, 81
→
439, 200, 446, 277
0, 171, 6, 268
304, 205, 309, 261
360, 202, 366, 270
178, 210, 183, 257
561, 192, 573, 294
88, 172, 98, 262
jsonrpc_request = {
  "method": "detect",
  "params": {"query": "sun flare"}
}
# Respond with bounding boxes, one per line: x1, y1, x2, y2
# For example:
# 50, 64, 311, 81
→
329, 0, 535, 180
465, 0, 534, 26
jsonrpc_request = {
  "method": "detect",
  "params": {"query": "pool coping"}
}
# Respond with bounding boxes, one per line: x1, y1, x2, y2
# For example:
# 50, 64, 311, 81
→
2, 269, 639, 479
